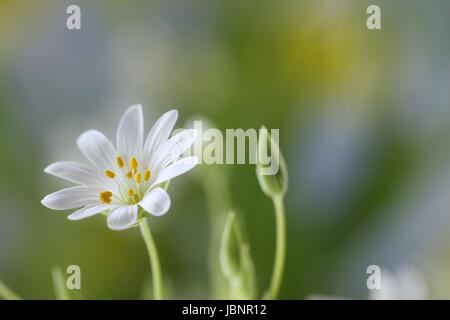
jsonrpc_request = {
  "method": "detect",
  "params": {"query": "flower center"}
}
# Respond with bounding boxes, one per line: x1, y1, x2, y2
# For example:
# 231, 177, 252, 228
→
98, 155, 152, 205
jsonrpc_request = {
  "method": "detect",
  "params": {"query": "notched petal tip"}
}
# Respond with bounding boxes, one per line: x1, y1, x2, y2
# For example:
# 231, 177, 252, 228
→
117, 104, 144, 158
67, 205, 112, 221
40, 193, 66, 211
143, 109, 180, 160
128, 103, 143, 111
40, 186, 99, 210
165, 109, 179, 120
67, 214, 79, 221
40, 194, 61, 211
107, 205, 138, 231
43, 161, 71, 175
43, 163, 56, 174
77, 129, 117, 171
40, 196, 52, 209
152, 156, 199, 186
67, 212, 84, 221
76, 129, 103, 151
139, 187, 171, 217
121, 104, 143, 121
43, 161, 105, 187
169, 128, 197, 147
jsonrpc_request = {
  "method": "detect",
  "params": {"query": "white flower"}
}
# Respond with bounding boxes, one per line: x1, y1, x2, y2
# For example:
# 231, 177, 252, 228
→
41, 104, 198, 230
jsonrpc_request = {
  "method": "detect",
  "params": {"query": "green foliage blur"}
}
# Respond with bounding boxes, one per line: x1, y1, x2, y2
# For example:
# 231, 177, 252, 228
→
2, 0, 450, 299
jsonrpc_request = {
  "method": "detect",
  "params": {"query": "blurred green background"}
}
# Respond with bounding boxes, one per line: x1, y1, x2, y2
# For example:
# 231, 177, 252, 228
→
2, 0, 450, 299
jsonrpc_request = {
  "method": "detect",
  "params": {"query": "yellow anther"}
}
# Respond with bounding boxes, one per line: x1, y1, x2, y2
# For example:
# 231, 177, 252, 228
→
126, 171, 133, 179
127, 189, 134, 196
135, 172, 141, 183
99, 191, 112, 204
133, 194, 140, 202
116, 156, 124, 169
144, 169, 151, 181
104, 170, 116, 179
129, 157, 138, 171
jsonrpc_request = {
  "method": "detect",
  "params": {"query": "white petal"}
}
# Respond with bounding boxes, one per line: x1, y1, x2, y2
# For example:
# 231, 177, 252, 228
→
152, 156, 198, 186
116, 104, 144, 162
77, 130, 117, 171
44, 161, 107, 187
150, 129, 197, 173
143, 110, 178, 166
41, 186, 100, 210
107, 205, 138, 230
139, 187, 171, 217
68, 204, 115, 221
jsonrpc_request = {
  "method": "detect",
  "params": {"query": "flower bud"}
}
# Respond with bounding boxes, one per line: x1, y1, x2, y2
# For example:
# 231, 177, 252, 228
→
256, 126, 288, 197
219, 211, 256, 299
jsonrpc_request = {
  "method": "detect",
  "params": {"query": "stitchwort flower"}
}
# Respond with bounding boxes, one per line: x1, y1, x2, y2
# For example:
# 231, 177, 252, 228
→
41, 104, 198, 231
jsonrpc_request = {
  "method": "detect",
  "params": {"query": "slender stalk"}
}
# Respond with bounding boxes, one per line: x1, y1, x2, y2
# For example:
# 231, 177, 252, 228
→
139, 218, 163, 300
51, 266, 70, 300
202, 167, 232, 298
0, 279, 21, 300
264, 195, 286, 300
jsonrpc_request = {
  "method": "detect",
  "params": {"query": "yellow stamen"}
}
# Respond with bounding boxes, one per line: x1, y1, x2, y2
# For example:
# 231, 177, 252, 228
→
135, 172, 141, 183
99, 191, 112, 204
126, 171, 133, 179
144, 169, 151, 181
133, 194, 140, 202
129, 157, 138, 171
104, 170, 115, 179
127, 189, 134, 196
116, 156, 124, 169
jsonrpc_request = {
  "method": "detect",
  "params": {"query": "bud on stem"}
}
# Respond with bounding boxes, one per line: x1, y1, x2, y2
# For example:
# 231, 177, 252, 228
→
256, 126, 288, 197
256, 126, 288, 299
219, 211, 256, 299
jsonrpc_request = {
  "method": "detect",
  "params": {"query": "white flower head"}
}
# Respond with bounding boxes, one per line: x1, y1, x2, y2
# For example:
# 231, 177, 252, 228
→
42, 105, 198, 230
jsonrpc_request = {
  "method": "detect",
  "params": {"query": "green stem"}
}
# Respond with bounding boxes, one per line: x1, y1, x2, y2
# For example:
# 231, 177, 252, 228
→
139, 218, 163, 300
202, 167, 232, 298
51, 266, 70, 300
264, 195, 286, 300
0, 279, 21, 300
